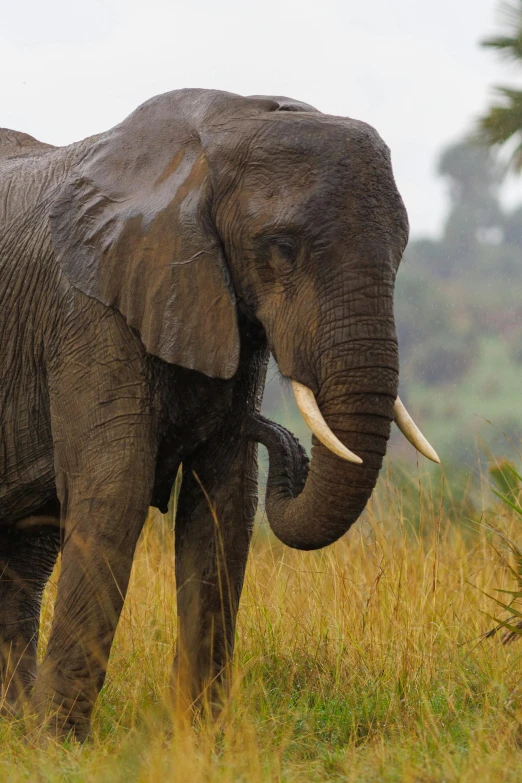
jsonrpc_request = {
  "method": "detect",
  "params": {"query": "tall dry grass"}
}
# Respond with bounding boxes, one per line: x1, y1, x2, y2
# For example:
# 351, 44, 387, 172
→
2, 465, 522, 781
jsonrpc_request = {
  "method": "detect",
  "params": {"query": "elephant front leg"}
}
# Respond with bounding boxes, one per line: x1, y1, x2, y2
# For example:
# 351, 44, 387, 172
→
31, 485, 152, 740
32, 431, 154, 740
173, 436, 258, 715
37, 317, 159, 739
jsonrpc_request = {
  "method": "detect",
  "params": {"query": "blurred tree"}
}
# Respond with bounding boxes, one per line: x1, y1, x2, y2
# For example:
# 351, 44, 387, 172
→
438, 140, 503, 267
438, 140, 501, 206
479, 1, 522, 171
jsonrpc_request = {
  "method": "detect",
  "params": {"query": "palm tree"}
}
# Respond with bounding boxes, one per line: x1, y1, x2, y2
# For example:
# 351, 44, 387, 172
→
479, 1, 522, 171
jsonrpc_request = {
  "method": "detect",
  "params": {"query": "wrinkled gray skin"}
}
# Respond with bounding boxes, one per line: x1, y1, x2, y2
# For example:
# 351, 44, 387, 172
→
0, 89, 408, 739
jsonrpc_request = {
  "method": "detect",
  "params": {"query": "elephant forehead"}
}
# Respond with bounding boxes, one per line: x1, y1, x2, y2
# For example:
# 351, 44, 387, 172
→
237, 163, 319, 222
238, 114, 388, 166
213, 118, 395, 215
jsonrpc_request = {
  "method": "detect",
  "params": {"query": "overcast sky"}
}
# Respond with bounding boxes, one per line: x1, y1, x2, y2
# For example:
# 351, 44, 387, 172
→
1, 0, 518, 237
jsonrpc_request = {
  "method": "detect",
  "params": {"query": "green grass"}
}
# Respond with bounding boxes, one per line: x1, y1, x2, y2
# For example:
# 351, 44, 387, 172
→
2, 467, 522, 780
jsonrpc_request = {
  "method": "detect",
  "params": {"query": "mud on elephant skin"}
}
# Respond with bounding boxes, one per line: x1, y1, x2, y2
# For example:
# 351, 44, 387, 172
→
0, 88, 438, 739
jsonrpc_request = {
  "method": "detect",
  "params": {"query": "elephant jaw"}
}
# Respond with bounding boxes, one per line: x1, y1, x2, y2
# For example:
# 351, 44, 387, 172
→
292, 381, 440, 465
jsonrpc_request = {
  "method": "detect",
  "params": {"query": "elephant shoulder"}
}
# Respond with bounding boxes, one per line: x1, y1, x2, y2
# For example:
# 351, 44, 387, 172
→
0, 129, 56, 161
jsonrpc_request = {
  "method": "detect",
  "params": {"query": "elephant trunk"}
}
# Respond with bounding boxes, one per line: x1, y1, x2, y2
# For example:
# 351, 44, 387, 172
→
250, 322, 399, 550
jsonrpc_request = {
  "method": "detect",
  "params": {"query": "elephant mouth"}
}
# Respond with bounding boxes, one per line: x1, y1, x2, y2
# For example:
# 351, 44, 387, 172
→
291, 379, 440, 465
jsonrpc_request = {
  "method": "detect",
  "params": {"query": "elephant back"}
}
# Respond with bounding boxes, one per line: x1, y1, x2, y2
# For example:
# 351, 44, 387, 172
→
0, 129, 55, 161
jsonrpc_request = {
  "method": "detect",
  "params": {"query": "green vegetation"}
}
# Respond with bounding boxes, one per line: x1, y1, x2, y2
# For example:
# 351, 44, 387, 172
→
395, 135, 522, 471
483, 461, 522, 642
2, 474, 522, 781
479, 0, 522, 171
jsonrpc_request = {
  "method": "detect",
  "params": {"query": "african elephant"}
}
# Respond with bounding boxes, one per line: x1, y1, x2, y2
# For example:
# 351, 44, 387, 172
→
0, 88, 438, 739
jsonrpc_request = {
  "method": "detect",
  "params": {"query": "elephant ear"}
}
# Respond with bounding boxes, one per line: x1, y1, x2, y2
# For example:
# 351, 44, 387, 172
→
50, 95, 240, 379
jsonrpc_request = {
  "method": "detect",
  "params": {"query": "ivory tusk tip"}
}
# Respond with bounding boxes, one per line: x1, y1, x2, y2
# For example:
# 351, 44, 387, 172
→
394, 396, 441, 465
422, 447, 441, 464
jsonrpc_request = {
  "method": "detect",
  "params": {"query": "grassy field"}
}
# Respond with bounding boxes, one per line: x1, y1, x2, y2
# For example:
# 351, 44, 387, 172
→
2, 465, 522, 781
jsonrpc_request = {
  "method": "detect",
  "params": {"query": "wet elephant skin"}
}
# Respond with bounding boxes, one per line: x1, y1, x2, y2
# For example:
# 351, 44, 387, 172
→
0, 89, 408, 738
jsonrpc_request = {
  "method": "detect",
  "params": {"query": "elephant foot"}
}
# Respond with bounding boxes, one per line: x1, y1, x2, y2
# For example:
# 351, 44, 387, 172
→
0, 675, 89, 744
1, 670, 36, 723
170, 654, 231, 725
30, 661, 96, 743
0, 694, 23, 722
28, 697, 91, 743
29, 711, 90, 744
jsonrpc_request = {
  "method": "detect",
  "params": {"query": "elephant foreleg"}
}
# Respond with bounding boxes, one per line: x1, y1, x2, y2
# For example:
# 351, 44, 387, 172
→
34, 305, 158, 740
31, 480, 153, 740
0, 512, 61, 716
173, 435, 258, 715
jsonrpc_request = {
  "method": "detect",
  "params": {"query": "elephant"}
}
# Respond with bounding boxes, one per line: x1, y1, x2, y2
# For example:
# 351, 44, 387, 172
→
0, 88, 438, 739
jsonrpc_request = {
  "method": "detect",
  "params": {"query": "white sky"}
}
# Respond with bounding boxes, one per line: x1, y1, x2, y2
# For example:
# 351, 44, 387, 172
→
1, 0, 519, 237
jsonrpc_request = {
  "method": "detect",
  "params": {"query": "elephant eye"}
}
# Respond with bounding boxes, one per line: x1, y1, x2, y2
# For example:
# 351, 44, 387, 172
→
254, 234, 300, 273
274, 237, 299, 262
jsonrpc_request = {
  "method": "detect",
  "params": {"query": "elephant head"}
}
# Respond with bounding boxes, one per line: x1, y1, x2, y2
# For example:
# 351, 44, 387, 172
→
50, 88, 438, 551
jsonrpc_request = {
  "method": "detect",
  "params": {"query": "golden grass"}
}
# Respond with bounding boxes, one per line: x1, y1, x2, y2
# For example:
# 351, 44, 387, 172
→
2, 468, 522, 781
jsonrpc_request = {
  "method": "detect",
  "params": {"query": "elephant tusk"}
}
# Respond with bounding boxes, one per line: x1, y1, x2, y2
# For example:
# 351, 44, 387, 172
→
394, 397, 440, 464
291, 380, 363, 464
